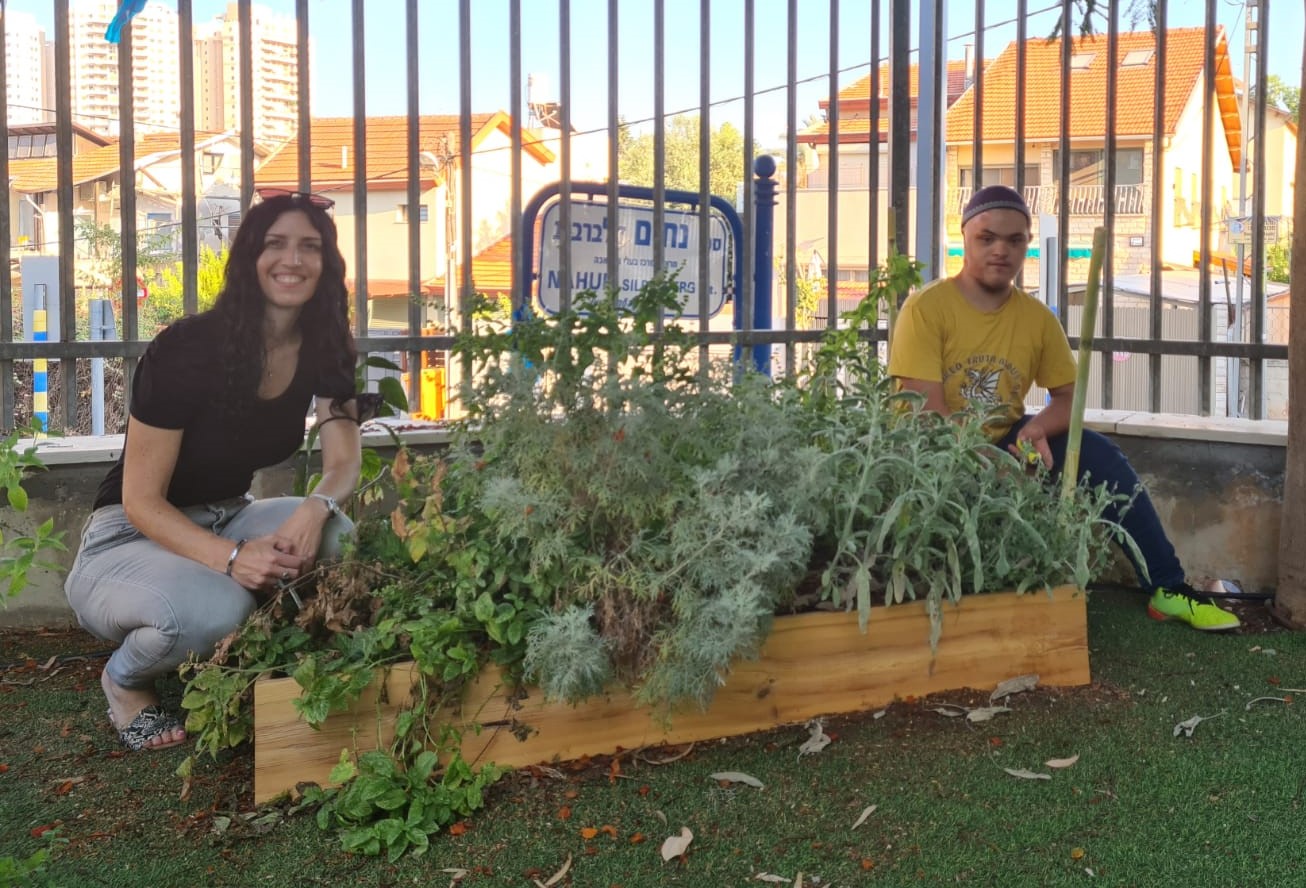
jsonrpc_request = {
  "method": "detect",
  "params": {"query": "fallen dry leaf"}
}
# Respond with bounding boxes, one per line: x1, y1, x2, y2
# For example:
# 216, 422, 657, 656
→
579, 827, 599, 840
928, 705, 968, 718
754, 875, 790, 884
1045, 754, 1080, 769
797, 720, 831, 757
709, 771, 764, 789
599, 824, 618, 838
965, 706, 1011, 724
1245, 696, 1289, 711
1003, 767, 1052, 781
990, 673, 1039, 702
447, 821, 469, 836
1071, 847, 1086, 860
557, 805, 572, 821
660, 826, 693, 862
1173, 711, 1224, 738
537, 854, 571, 887
852, 804, 878, 829
630, 832, 646, 844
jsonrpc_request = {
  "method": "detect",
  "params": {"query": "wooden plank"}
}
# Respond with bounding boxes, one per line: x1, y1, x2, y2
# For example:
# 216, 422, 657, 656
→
254, 586, 1088, 802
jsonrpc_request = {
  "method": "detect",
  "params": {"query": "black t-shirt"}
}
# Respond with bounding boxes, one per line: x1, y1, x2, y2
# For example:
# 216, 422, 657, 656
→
94, 312, 355, 509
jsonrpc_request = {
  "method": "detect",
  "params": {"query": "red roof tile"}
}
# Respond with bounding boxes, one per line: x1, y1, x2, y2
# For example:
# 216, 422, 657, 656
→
255, 112, 556, 192
946, 27, 1242, 166
799, 61, 970, 145
427, 235, 514, 296
10, 140, 124, 193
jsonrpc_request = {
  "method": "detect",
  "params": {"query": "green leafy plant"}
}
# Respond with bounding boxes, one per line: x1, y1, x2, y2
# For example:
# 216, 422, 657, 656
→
0, 424, 67, 605
180, 257, 1130, 858
0, 828, 65, 888
294, 354, 410, 511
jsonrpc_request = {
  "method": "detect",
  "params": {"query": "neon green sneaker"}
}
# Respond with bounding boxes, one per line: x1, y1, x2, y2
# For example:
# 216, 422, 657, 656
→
1147, 586, 1241, 631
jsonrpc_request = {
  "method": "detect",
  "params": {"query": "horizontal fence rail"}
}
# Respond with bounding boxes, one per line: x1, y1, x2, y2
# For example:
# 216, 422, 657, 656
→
0, 0, 1291, 432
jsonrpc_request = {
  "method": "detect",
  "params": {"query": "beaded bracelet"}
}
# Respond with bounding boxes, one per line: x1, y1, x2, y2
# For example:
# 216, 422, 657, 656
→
225, 538, 248, 577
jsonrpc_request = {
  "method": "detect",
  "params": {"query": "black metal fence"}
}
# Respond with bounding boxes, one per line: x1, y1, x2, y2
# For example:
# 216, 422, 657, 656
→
0, 0, 1291, 432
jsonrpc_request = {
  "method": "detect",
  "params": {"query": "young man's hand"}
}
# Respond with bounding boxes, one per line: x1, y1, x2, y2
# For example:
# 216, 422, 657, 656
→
1010, 424, 1053, 470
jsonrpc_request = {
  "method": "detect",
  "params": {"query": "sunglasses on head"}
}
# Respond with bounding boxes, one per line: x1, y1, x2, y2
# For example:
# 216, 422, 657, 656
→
255, 187, 335, 210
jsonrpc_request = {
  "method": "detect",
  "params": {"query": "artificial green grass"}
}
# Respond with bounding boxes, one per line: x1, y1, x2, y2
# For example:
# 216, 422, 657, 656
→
3, 587, 1304, 887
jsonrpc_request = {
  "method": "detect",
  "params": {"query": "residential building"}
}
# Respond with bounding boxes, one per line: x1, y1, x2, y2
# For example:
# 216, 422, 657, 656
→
8, 125, 269, 257
944, 27, 1243, 279
254, 112, 567, 329
784, 58, 972, 320
7, 121, 114, 252
3, 8, 49, 124
194, 3, 304, 145
66, 0, 181, 136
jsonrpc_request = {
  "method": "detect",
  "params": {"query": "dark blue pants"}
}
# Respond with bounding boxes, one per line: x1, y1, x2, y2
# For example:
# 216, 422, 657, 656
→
998, 417, 1184, 591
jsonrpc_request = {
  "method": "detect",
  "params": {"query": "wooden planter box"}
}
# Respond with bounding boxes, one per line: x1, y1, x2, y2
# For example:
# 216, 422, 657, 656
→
252, 585, 1088, 803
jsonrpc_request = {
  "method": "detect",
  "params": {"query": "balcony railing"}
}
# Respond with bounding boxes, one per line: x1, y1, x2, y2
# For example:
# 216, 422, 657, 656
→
950, 184, 1146, 219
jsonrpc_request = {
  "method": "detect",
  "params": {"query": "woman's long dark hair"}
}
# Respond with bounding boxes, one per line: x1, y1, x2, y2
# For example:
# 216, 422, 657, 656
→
211, 194, 356, 413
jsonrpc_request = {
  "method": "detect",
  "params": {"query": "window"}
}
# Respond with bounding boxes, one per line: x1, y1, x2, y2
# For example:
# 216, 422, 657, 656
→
146, 212, 173, 229
1052, 149, 1144, 186
396, 203, 429, 223
1121, 49, 1154, 67
1070, 53, 1095, 71
201, 151, 222, 175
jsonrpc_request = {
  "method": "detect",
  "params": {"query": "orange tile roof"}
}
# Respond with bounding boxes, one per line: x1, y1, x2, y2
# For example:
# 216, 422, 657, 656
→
800, 61, 969, 145
946, 27, 1242, 166
9, 140, 125, 193
427, 235, 514, 297
255, 112, 556, 192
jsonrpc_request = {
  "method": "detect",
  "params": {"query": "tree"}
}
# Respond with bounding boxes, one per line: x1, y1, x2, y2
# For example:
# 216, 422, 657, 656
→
617, 115, 756, 202
1264, 74, 1300, 121
1273, 16, 1306, 628
141, 245, 227, 332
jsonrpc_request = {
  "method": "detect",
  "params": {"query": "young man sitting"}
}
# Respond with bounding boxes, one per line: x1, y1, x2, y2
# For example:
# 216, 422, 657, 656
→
888, 184, 1240, 631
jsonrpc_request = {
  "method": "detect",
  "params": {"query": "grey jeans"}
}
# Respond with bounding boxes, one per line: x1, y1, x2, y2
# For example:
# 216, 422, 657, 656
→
64, 496, 354, 690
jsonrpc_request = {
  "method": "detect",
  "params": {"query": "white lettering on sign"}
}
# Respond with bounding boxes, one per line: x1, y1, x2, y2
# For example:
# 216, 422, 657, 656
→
537, 200, 730, 317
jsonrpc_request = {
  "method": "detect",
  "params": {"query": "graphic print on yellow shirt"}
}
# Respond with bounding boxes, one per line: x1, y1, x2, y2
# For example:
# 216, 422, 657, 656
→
888, 278, 1078, 439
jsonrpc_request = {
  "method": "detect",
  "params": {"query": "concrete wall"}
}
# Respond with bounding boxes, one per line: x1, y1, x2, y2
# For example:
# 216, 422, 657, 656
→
0, 414, 1287, 627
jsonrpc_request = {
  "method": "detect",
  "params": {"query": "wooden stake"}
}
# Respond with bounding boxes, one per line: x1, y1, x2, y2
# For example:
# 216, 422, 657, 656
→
1061, 226, 1108, 501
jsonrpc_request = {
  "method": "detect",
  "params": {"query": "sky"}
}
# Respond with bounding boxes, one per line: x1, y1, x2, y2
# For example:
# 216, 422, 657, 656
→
8, 0, 1303, 146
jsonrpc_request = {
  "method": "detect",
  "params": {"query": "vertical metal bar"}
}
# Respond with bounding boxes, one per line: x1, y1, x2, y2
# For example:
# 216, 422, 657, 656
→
1149, 3, 1166, 412
605, 0, 619, 298
653, 0, 666, 293
697, 0, 711, 355
1249, 0, 1269, 419
1197, 0, 1216, 414
740, 0, 755, 345
118, 23, 138, 409
1100, 2, 1119, 409
887, 0, 911, 257
1014, 0, 1028, 291
239, 0, 255, 209
1055, 0, 1071, 328
784, 0, 798, 373
55, 0, 78, 431
0, 8, 11, 426
459, 0, 474, 330
972, 0, 983, 186
178, 0, 198, 318
868, 0, 880, 271
558, 0, 573, 312
296, 0, 311, 192
513, 0, 527, 316
458, 0, 474, 401
915, 0, 944, 282
351, 0, 369, 338
825, 0, 838, 324
405, 0, 421, 411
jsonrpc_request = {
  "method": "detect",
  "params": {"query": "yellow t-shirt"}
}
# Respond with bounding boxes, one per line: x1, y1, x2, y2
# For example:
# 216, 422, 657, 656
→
888, 278, 1078, 439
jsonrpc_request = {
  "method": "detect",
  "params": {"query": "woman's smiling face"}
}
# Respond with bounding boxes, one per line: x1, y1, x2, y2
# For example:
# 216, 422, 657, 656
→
256, 209, 323, 310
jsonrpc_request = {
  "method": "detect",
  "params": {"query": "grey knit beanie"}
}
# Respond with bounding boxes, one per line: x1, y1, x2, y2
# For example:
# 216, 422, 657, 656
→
961, 184, 1031, 227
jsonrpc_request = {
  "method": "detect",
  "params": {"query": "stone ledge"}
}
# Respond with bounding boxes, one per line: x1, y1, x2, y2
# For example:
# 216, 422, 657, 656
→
20, 419, 456, 467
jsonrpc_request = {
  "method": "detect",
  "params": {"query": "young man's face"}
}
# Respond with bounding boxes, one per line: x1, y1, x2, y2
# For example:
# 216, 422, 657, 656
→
960, 209, 1031, 296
